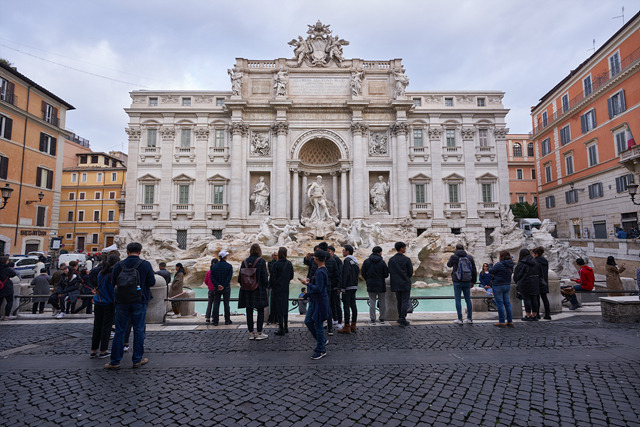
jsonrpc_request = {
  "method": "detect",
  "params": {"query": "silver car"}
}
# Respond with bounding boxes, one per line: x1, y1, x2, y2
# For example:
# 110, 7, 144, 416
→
8, 256, 40, 278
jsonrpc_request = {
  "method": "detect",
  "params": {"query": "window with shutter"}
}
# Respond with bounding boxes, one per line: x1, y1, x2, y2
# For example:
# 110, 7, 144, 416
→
36, 206, 46, 227
0, 155, 8, 179
36, 167, 42, 187
0, 115, 12, 139
47, 170, 53, 189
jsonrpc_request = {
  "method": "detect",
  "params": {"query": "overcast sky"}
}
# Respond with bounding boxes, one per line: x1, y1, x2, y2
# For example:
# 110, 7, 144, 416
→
2, 0, 637, 154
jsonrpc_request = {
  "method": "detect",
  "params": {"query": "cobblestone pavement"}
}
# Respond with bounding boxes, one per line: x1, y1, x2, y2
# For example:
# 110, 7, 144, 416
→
1, 318, 640, 426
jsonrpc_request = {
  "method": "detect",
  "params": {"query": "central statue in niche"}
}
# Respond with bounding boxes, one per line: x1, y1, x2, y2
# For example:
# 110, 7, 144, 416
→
300, 175, 339, 234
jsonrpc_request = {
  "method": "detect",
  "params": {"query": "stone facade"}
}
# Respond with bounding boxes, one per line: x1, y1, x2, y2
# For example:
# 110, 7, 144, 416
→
120, 22, 509, 249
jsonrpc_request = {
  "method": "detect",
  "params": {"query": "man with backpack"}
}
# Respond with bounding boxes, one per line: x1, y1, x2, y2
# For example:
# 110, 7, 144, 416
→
447, 243, 477, 325
105, 242, 156, 369
0, 256, 17, 320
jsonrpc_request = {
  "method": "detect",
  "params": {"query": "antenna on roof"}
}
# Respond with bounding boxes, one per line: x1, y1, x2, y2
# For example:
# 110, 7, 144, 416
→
612, 6, 625, 25
587, 38, 596, 53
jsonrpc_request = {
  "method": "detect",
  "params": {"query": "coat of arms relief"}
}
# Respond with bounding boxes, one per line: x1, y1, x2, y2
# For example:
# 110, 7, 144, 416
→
288, 20, 350, 67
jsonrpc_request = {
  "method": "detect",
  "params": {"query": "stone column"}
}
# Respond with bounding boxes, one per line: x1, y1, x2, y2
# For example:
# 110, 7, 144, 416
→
301, 173, 308, 210
291, 169, 299, 221
123, 128, 140, 223
429, 127, 444, 220
331, 172, 338, 206
271, 122, 289, 220
229, 123, 247, 220
159, 126, 176, 222
462, 126, 478, 218
391, 122, 410, 218
351, 122, 368, 219
340, 168, 348, 220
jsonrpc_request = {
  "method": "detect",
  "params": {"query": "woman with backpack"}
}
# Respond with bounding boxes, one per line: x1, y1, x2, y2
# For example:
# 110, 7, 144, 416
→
269, 247, 294, 336
488, 251, 515, 327
238, 243, 269, 340
90, 254, 119, 359
169, 263, 186, 319
513, 248, 541, 321
532, 247, 551, 320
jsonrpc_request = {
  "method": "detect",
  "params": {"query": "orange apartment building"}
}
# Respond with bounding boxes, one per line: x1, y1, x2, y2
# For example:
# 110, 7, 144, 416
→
531, 11, 640, 239
506, 134, 538, 205
0, 61, 74, 255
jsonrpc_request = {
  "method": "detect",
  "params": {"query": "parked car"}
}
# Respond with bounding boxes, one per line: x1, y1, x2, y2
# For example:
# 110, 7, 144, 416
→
57, 253, 87, 269
8, 256, 40, 278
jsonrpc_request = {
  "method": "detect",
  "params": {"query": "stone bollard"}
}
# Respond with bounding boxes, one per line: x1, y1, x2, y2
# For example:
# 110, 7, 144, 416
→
510, 282, 523, 319
471, 286, 488, 312
382, 278, 399, 321
547, 270, 563, 314
179, 289, 196, 316
13, 282, 30, 316
146, 274, 167, 324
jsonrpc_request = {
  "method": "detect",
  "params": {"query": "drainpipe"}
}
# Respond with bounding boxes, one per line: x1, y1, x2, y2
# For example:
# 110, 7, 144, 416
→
13, 85, 32, 249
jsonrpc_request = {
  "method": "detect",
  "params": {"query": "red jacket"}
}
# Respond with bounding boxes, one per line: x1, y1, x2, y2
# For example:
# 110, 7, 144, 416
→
576, 265, 595, 291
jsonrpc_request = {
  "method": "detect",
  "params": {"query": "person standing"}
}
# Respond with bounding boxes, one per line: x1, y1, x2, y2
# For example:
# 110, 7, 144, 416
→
338, 244, 359, 334
298, 287, 308, 314
388, 242, 413, 327
204, 257, 218, 323
0, 256, 17, 320
361, 246, 389, 325
447, 243, 477, 325
568, 258, 595, 310
210, 251, 233, 326
30, 268, 51, 314
238, 243, 269, 340
155, 262, 172, 287
269, 247, 294, 336
489, 251, 515, 327
605, 256, 626, 297
327, 245, 343, 332
303, 250, 331, 360
105, 242, 155, 369
513, 248, 541, 321
169, 263, 186, 319
532, 247, 551, 319
90, 254, 119, 359
267, 252, 278, 325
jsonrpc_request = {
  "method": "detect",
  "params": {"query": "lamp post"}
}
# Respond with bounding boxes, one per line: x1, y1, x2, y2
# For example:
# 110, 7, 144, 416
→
0, 183, 14, 210
26, 191, 45, 205
627, 183, 640, 205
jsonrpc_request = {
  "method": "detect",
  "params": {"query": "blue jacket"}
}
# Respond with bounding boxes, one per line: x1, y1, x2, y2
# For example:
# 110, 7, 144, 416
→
488, 259, 514, 287
111, 255, 156, 304
309, 266, 331, 325
210, 260, 233, 291
94, 271, 115, 306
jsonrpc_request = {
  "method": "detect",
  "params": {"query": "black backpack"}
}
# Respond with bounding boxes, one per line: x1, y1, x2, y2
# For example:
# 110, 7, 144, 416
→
115, 260, 144, 304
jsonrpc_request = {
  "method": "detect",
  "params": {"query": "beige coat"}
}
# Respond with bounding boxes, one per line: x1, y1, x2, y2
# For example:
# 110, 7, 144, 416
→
605, 264, 625, 296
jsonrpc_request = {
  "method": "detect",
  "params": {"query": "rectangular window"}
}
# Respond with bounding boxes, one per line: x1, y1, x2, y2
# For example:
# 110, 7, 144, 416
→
79, 192, 85, 200
42, 102, 58, 126
583, 76, 592, 96
35, 167, 53, 189
481, 184, 492, 203
212, 229, 223, 239
413, 98, 422, 107
213, 185, 224, 205
541, 138, 551, 156
71, 173, 77, 182
560, 125, 571, 145
143, 185, 155, 204
478, 129, 488, 146
216, 98, 225, 106
542, 111, 548, 127
615, 130, 627, 154
109, 191, 116, 199
69, 192, 75, 200
415, 184, 425, 204
0, 78, 15, 104
181, 129, 191, 148
65, 233, 72, 240
182, 97, 191, 106
608, 90, 626, 118
527, 143, 534, 157
587, 143, 598, 166
448, 184, 459, 203
413, 129, 423, 147
96, 172, 102, 182
36, 206, 46, 227
533, 196, 538, 205
561, 94, 569, 112
214, 129, 225, 147
565, 155, 574, 175
92, 233, 99, 244
94, 192, 101, 200
545, 164, 552, 183
545, 195, 555, 208
565, 189, 578, 204
108, 210, 115, 222
177, 230, 187, 250
516, 169, 523, 180
616, 174, 634, 193
67, 211, 73, 222
111, 172, 117, 182
93, 210, 100, 222
580, 109, 597, 133
0, 154, 8, 179
104, 157, 109, 165
39, 133, 57, 156
149, 97, 158, 107
477, 97, 486, 107
445, 129, 456, 147
0, 114, 12, 140
178, 184, 190, 204
444, 97, 453, 107
610, 52, 621, 77
79, 155, 87, 164
91, 155, 98, 164
81, 173, 87, 183
588, 182, 603, 199
147, 129, 157, 147
518, 195, 525, 203
531, 169, 536, 180
78, 211, 84, 222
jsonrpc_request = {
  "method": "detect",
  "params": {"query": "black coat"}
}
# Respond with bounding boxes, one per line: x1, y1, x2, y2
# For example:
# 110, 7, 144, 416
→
488, 259, 514, 287
341, 255, 360, 291
269, 259, 294, 297
238, 256, 269, 309
361, 253, 389, 293
513, 255, 540, 296
446, 249, 478, 284
535, 256, 550, 294
0, 264, 17, 297
388, 253, 413, 292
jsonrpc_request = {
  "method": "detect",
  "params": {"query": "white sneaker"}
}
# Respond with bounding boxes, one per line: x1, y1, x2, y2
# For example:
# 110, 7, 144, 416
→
255, 332, 268, 341
56, 312, 65, 319
332, 320, 338, 325
453, 319, 463, 325
51, 310, 59, 317
123, 346, 130, 352
248, 332, 256, 340
368, 320, 376, 325
463, 318, 473, 324
171, 314, 181, 319
336, 324, 343, 330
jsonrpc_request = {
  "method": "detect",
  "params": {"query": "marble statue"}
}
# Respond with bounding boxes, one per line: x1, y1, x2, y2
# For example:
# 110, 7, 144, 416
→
288, 36, 310, 66
250, 177, 270, 215
276, 224, 298, 246
250, 133, 270, 156
531, 220, 586, 278
392, 69, 409, 98
369, 132, 388, 155
370, 176, 390, 214
350, 70, 364, 96
274, 67, 289, 97
227, 67, 243, 96
289, 20, 349, 67
488, 204, 526, 258
307, 175, 331, 221
254, 217, 280, 246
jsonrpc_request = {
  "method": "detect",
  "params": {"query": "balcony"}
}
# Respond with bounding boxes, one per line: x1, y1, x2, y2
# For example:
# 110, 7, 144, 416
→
441, 146, 463, 162
619, 144, 640, 175
475, 145, 495, 161
477, 201, 499, 218
172, 203, 194, 219
174, 146, 195, 163
206, 203, 229, 219
139, 146, 161, 163
410, 202, 432, 218
136, 203, 159, 220
444, 202, 466, 218
409, 146, 429, 162
208, 146, 230, 162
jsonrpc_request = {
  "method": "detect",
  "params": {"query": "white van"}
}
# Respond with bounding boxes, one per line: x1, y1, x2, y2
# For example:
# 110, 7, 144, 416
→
58, 253, 87, 269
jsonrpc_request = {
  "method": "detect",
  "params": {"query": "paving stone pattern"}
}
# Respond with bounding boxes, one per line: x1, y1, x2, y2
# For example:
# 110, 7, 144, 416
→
1, 320, 640, 426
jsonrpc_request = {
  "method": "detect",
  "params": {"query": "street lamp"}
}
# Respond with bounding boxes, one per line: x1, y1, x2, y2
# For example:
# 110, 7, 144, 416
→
627, 183, 640, 205
0, 183, 13, 210
26, 191, 45, 205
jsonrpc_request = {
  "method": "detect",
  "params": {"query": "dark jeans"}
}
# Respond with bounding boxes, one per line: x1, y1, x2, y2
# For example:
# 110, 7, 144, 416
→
92, 304, 115, 352
212, 288, 231, 323
395, 290, 411, 321
522, 293, 540, 314
73, 297, 93, 314
2, 295, 13, 316
246, 307, 264, 333
453, 282, 472, 320
330, 289, 342, 324
569, 285, 589, 306
537, 292, 550, 316
48, 294, 63, 311
341, 289, 357, 323
273, 290, 289, 331
304, 300, 325, 353
267, 290, 277, 323
205, 290, 215, 319
32, 301, 45, 314
111, 303, 147, 365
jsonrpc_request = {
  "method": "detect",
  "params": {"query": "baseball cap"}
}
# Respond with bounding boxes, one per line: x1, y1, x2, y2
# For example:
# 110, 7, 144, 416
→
219, 250, 229, 258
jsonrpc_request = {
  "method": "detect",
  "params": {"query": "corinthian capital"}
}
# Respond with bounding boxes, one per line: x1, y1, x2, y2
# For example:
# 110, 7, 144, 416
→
350, 121, 369, 136
195, 127, 210, 140
229, 122, 249, 135
160, 126, 176, 140
125, 128, 141, 140
494, 127, 509, 140
428, 127, 442, 140
271, 122, 289, 136
461, 127, 475, 141
390, 122, 409, 136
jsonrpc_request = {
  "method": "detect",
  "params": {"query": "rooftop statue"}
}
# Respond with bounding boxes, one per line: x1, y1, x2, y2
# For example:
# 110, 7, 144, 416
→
288, 20, 350, 67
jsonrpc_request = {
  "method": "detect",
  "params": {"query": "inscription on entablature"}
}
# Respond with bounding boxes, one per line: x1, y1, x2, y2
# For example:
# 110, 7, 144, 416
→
251, 79, 272, 94
244, 112, 275, 121
289, 112, 349, 121
363, 113, 394, 121
367, 81, 387, 95
288, 77, 350, 96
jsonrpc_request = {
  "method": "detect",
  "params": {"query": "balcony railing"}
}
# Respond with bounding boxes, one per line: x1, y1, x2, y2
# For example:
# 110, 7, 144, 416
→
174, 146, 195, 163
172, 203, 194, 219
444, 202, 466, 218
410, 202, 432, 218
441, 146, 463, 161
208, 146, 230, 162
409, 146, 429, 162
136, 203, 159, 220
475, 145, 496, 161
207, 203, 229, 219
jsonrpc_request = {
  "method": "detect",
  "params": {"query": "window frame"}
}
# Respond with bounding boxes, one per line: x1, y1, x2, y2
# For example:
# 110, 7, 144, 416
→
516, 169, 523, 180
545, 164, 552, 183
588, 182, 603, 199
545, 195, 555, 208
583, 75, 592, 96
561, 93, 569, 112
413, 129, 423, 148
445, 129, 456, 147
444, 97, 454, 107
580, 109, 597, 133
560, 125, 571, 145
608, 90, 626, 118
609, 51, 621, 77
512, 143, 522, 157
147, 129, 157, 148
541, 138, 551, 156
565, 154, 574, 175
614, 129, 627, 155
587, 142, 598, 167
